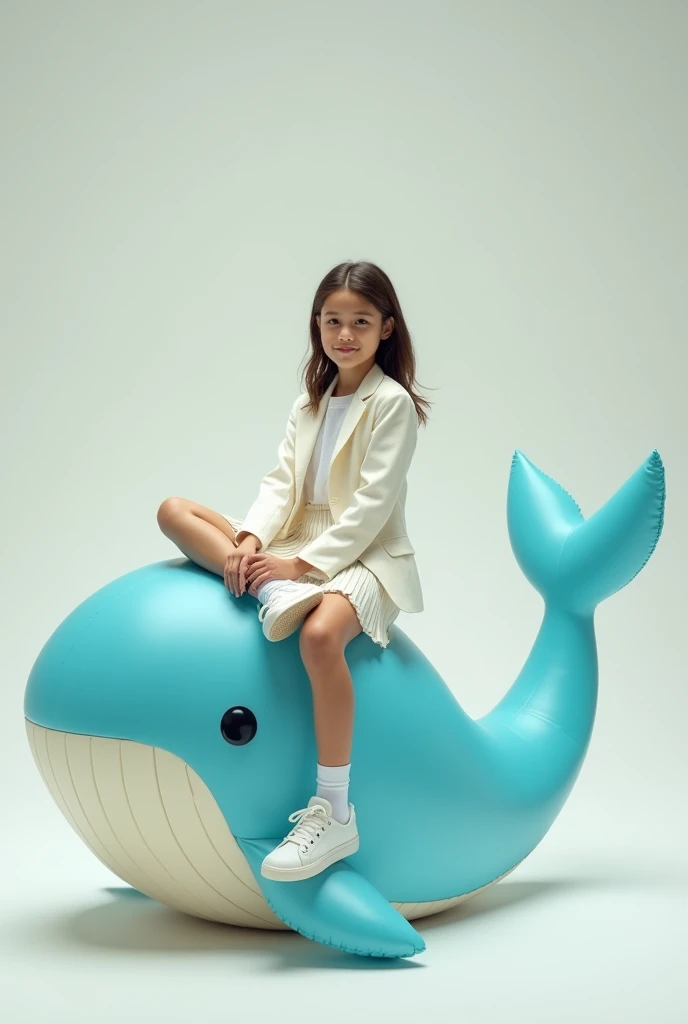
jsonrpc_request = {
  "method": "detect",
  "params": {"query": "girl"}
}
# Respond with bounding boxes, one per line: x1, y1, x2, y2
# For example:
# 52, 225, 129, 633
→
157, 260, 430, 883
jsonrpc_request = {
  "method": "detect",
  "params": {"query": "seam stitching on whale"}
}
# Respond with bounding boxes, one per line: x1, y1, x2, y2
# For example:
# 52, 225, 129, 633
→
262, 896, 424, 957
625, 452, 665, 587
520, 709, 583, 750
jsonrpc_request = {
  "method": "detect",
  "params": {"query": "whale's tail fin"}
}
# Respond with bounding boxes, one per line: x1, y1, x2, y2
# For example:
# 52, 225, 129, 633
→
507, 449, 665, 615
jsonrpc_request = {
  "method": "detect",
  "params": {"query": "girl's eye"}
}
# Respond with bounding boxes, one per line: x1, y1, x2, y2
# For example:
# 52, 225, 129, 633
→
327, 319, 368, 326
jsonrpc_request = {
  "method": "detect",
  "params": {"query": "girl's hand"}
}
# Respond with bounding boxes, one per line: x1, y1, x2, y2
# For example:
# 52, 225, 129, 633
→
244, 553, 304, 592
224, 540, 260, 598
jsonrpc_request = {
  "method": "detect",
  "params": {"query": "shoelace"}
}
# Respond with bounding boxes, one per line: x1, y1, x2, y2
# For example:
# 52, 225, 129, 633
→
283, 804, 330, 851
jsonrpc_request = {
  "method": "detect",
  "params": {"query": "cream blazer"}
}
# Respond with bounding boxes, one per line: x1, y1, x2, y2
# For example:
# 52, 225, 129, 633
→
236, 361, 424, 613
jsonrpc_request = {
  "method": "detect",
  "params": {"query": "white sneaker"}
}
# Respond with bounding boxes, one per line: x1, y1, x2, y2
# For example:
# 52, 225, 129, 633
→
260, 796, 359, 882
257, 581, 323, 642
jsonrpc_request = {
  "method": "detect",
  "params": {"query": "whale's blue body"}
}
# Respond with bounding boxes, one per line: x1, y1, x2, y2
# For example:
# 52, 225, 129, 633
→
24, 450, 666, 957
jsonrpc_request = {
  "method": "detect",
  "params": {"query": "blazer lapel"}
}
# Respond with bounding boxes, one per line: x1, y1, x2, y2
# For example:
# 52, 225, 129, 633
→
329, 360, 384, 465
293, 361, 385, 504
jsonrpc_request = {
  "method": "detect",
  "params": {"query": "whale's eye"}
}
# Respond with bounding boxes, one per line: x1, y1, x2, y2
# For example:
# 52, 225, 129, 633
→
220, 706, 257, 745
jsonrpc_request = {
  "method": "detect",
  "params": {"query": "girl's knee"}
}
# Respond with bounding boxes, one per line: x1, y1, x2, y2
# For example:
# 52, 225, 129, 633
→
157, 497, 189, 529
299, 616, 343, 656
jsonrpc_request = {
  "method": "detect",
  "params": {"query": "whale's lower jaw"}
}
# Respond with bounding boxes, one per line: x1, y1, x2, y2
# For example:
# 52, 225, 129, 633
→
26, 722, 521, 926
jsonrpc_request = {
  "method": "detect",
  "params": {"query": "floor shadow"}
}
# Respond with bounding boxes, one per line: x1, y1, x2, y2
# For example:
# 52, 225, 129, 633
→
8, 870, 684, 971
8, 886, 419, 972
413, 867, 688, 937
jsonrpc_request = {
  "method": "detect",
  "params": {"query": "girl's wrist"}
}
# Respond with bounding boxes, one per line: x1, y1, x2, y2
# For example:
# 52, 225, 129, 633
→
235, 537, 260, 553
292, 556, 314, 575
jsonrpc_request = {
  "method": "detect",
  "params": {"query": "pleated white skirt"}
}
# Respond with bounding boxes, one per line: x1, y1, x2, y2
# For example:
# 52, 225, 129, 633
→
221, 502, 401, 649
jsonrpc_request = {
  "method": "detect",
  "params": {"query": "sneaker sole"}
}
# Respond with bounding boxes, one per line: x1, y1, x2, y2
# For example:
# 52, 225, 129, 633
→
264, 590, 323, 642
260, 834, 360, 881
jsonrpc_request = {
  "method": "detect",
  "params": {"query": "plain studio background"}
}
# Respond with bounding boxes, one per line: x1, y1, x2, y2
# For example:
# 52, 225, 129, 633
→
1, 1, 686, 1021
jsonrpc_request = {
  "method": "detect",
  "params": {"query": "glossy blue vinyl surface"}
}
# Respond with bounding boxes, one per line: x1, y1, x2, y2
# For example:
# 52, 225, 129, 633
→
24, 449, 665, 957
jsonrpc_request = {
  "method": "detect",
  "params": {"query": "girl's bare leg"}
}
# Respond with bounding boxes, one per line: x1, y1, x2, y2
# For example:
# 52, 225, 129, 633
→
298, 594, 362, 765
157, 497, 237, 573
261, 594, 362, 876
156, 497, 259, 596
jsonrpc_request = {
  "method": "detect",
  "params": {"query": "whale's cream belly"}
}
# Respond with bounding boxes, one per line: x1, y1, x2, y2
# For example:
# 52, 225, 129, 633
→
25, 722, 519, 926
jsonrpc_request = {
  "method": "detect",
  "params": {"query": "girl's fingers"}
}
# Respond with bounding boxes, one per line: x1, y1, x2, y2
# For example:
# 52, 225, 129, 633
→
227, 556, 246, 597
251, 573, 272, 589
224, 554, 271, 599
235, 566, 244, 597
229, 564, 240, 597
240, 555, 253, 592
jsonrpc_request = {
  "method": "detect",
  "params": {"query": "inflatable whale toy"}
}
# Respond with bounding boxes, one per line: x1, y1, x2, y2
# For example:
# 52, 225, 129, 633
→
24, 449, 665, 959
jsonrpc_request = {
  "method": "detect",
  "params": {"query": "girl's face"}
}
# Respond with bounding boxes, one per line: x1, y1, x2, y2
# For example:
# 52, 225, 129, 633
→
316, 289, 394, 373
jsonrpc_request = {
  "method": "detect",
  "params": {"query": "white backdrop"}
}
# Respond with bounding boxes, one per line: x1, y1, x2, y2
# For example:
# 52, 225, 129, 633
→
2, 1, 686, 1021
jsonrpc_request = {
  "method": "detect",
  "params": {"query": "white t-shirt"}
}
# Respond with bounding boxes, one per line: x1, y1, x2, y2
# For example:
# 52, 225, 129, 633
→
303, 393, 355, 504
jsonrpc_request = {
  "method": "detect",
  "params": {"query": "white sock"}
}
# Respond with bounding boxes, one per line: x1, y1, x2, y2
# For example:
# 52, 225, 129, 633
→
316, 762, 351, 824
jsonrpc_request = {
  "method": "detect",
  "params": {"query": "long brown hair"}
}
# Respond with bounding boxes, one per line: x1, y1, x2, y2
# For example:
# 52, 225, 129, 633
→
299, 261, 434, 427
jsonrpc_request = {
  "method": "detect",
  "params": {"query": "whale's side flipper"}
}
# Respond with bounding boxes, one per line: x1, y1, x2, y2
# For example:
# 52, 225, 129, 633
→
237, 838, 425, 958
508, 449, 665, 614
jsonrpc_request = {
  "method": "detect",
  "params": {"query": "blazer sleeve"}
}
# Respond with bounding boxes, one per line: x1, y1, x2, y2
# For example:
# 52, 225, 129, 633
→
296, 392, 418, 581
235, 395, 300, 550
